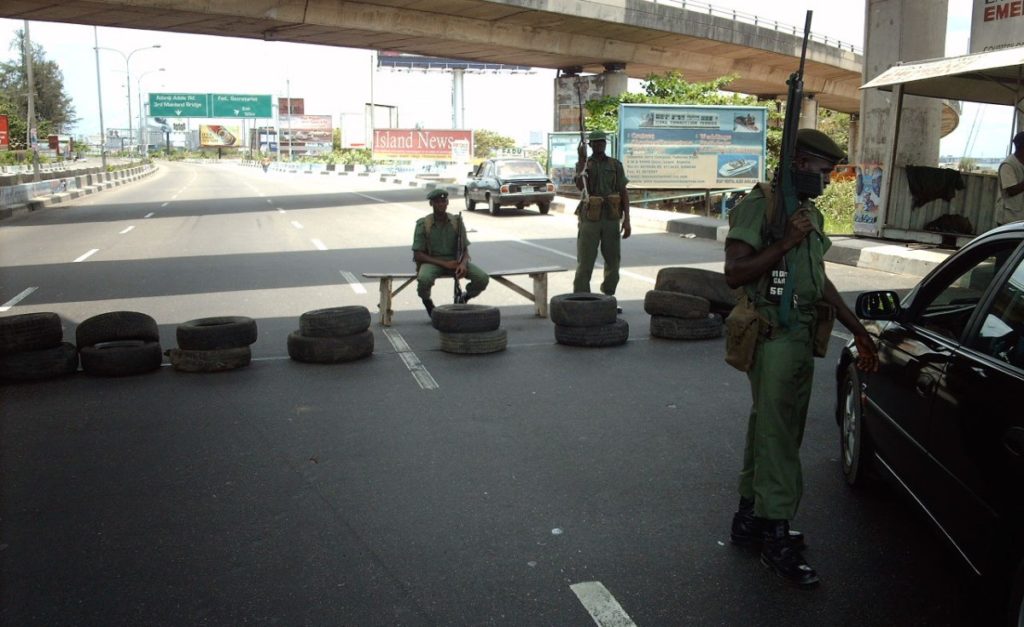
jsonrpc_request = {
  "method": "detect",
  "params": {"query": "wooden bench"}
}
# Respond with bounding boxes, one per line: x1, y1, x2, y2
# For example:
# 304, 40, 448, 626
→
362, 266, 567, 326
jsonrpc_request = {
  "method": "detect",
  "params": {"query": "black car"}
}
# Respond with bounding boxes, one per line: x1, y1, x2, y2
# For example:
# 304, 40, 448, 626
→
465, 158, 555, 215
837, 222, 1024, 622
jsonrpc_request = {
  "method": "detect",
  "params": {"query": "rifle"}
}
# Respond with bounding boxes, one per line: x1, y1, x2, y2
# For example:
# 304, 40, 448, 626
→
453, 211, 466, 304
575, 78, 590, 203
766, 10, 812, 328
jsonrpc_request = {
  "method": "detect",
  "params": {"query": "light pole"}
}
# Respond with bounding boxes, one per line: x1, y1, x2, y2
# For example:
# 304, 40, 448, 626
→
137, 68, 164, 157
95, 43, 161, 156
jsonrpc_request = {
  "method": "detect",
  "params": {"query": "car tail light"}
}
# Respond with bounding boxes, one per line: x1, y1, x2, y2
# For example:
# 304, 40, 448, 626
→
546, 183, 555, 192
500, 184, 510, 193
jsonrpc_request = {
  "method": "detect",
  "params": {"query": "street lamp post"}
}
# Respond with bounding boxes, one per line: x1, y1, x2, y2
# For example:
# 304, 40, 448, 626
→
137, 68, 165, 157
95, 43, 161, 157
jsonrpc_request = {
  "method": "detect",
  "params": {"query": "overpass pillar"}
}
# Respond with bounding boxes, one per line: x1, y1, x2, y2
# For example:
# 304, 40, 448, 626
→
848, 114, 860, 164
601, 63, 628, 98
798, 94, 818, 130
858, 0, 947, 166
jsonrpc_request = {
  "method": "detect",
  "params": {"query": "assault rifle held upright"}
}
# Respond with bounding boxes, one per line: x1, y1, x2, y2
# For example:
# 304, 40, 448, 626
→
766, 10, 813, 328
453, 212, 466, 304
575, 78, 590, 203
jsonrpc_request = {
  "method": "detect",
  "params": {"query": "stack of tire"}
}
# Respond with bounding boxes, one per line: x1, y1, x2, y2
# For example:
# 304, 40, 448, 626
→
76, 311, 163, 377
431, 304, 506, 354
646, 267, 731, 341
550, 293, 628, 347
0, 312, 78, 382
288, 306, 374, 363
168, 316, 258, 373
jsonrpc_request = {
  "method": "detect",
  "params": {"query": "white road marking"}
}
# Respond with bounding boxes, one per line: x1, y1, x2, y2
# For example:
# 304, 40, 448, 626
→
277, 208, 286, 214
265, 199, 273, 204
311, 238, 327, 250
0, 287, 38, 312
119, 225, 135, 234
340, 271, 367, 294
383, 328, 438, 390
74, 249, 99, 263
145, 212, 156, 218
570, 582, 637, 627
160, 202, 168, 208
291, 220, 304, 230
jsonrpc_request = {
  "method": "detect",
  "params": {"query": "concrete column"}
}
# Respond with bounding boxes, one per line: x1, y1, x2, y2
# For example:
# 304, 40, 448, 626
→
601, 63, 628, 98
858, 0, 947, 166
798, 94, 818, 129
452, 68, 464, 129
848, 114, 860, 164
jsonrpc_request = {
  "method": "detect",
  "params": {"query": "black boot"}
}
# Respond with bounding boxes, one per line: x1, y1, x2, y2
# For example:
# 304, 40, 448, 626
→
730, 497, 805, 548
760, 519, 819, 589
423, 299, 435, 316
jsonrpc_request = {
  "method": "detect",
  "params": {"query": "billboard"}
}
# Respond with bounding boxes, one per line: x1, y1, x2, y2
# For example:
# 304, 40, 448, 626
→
199, 125, 241, 147
372, 129, 473, 159
970, 0, 1024, 52
279, 115, 333, 155
278, 97, 304, 115
0, 115, 8, 151
618, 104, 767, 189
853, 164, 884, 237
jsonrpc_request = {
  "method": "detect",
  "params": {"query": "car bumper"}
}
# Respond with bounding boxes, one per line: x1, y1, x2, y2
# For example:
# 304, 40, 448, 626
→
496, 192, 555, 205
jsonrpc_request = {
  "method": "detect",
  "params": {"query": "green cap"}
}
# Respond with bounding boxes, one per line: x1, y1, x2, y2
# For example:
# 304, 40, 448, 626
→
426, 188, 449, 200
588, 130, 608, 142
796, 129, 846, 162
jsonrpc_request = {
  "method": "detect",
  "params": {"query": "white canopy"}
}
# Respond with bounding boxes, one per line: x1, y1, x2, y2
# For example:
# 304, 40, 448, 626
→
860, 46, 1024, 107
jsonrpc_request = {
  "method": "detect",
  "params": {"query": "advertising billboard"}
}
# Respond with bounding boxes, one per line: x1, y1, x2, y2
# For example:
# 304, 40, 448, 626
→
278, 97, 305, 116
279, 115, 333, 155
618, 104, 767, 189
853, 164, 884, 237
970, 0, 1024, 52
372, 129, 473, 159
0, 115, 8, 151
199, 125, 241, 147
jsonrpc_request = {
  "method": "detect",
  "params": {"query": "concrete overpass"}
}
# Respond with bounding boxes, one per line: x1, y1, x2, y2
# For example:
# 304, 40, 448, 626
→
2, 0, 865, 114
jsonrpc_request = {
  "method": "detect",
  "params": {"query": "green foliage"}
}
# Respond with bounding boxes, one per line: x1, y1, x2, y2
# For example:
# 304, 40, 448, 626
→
473, 129, 516, 159
817, 109, 850, 151
816, 177, 857, 234
0, 30, 77, 148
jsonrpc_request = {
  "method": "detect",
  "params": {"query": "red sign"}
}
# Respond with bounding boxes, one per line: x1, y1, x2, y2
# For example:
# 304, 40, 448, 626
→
372, 129, 473, 159
278, 97, 304, 115
0, 115, 8, 150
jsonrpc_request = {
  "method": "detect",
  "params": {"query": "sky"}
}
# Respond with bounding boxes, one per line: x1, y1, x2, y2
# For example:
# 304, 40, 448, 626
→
0, 0, 1016, 158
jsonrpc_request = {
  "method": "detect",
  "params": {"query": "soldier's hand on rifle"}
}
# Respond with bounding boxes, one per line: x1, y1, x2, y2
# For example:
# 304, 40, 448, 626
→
782, 208, 814, 250
454, 259, 468, 279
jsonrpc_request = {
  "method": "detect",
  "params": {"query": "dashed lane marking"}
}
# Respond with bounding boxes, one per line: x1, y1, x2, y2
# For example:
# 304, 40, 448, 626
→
145, 212, 156, 218
74, 249, 99, 263
311, 238, 327, 250
0, 287, 38, 312
383, 328, 438, 390
340, 271, 367, 294
119, 226, 135, 234
265, 199, 273, 204
291, 221, 304, 230
160, 202, 168, 208
570, 582, 638, 627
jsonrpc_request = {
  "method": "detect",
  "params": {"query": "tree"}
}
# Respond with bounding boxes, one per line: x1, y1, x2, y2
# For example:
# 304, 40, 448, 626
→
0, 29, 77, 148
473, 129, 516, 159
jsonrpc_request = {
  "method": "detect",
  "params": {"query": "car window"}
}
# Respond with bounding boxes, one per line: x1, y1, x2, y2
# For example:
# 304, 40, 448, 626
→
496, 161, 544, 177
482, 162, 494, 177
969, 256, 1024, 369
912, 240, 1019, 341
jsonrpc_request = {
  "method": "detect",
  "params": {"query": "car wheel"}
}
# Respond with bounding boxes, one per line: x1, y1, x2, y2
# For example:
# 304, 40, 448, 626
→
516, 202, 525, 211
465, 190, 476, 211
488, 195, 500, 215
537, 202, 551, 215
840, 364, 875, 487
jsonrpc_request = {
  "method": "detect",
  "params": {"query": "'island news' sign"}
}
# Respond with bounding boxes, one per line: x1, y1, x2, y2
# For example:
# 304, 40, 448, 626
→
372, 129, 473, 159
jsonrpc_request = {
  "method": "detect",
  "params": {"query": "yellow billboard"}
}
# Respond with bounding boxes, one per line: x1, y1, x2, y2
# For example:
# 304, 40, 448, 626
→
199, 124, 241, 147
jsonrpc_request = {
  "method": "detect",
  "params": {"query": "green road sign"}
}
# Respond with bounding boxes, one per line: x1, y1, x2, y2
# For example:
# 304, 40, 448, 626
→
148, 93, 273, 118
149, 93, 210, 118
211, 94, 272, 118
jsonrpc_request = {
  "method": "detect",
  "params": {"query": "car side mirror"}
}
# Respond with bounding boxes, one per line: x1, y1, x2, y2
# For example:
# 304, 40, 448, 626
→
855, 290, 901, 320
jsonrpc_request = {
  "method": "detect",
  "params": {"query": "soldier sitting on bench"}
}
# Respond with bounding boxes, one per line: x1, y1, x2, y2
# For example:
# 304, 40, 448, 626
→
412, 189, 490, 316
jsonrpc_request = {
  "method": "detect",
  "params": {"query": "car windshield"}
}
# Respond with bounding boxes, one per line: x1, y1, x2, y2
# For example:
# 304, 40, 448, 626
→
496, 160, 544, 177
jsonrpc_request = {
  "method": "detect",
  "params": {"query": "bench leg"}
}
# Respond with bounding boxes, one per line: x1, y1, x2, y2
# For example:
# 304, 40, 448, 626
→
378, 277, 394, 326
531, 272, 549, 318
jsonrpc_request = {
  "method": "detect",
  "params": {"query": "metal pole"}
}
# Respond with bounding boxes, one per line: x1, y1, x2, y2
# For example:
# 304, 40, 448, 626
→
369, 51, 375, 150
124, 54, 132, 159
93, 27, 107, 169
24, 21, 40, 180
286, 78, 292, 161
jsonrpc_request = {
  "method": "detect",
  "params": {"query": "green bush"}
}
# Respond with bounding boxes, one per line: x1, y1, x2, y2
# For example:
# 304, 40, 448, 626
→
817, 178, 856, 235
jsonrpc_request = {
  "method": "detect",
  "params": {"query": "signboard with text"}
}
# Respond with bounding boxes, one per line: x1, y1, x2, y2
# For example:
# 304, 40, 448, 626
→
199, 125, 241, 147
970, 0, 1024, 52
372, 129, 473, 159
150, 93, 272, 118
279, 115, 333, 155
0, 115, 8, 151
278, 97, 305, 115
618, 104, 767, 189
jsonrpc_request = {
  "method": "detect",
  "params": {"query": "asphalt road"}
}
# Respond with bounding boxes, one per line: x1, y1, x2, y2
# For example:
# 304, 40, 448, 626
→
0, 162, 972, 626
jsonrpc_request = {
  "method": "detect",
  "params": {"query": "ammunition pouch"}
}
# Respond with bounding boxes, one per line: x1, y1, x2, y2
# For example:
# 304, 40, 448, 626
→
582, 194, 622, 221
812, 300, 836, 358
585, 196, 603, 221
724, 292, 766, 372
606, 193, 622, 219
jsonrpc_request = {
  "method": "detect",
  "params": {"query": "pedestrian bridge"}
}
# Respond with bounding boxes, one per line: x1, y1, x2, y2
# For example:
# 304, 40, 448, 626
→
2, 0, 865, 113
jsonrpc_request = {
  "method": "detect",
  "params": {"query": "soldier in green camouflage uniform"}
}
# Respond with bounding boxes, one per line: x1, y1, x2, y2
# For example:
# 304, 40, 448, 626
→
573, 130, 631, 296
413, 189, 489, 316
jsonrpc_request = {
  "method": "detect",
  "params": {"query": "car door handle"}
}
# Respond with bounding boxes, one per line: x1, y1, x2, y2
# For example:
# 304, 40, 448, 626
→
914, 374, 935, 397
1004, 428, 1024, 457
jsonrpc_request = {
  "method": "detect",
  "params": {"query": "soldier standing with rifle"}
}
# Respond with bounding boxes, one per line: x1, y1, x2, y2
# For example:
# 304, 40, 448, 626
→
722, 11, 878, 588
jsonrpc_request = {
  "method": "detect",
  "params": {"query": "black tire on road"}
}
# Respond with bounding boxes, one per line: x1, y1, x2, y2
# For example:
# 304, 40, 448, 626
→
650, 314, 722, 340
287, 329, 374, 364
80, 340, 163, 377
0, 312, 64, 354
839, 364, 877, 487
643, 290, 711, 319
176, 316, 257, 350
654, 268, 737, 313
555, 318, 629, 347
488, 194, 500, 215
537, 202, 551, 215
431, 304, 501, 333
167, 346, 252, 373
0, 342, 78, 382
549, 293, 618, 327
300, 306, 371, 337
76, 311, 160, 348
439, 328, 508, 354
465, 190, 476, 211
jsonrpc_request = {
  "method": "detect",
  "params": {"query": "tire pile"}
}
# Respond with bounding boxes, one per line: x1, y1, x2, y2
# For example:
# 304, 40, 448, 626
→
167, 316, 258, 373
288, 306, 375, 363
431, 304, 507, 354
0, 313, 78, 382
550, 293, 628, 347
646, 267, 731, 341
77, 311, 164, 376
